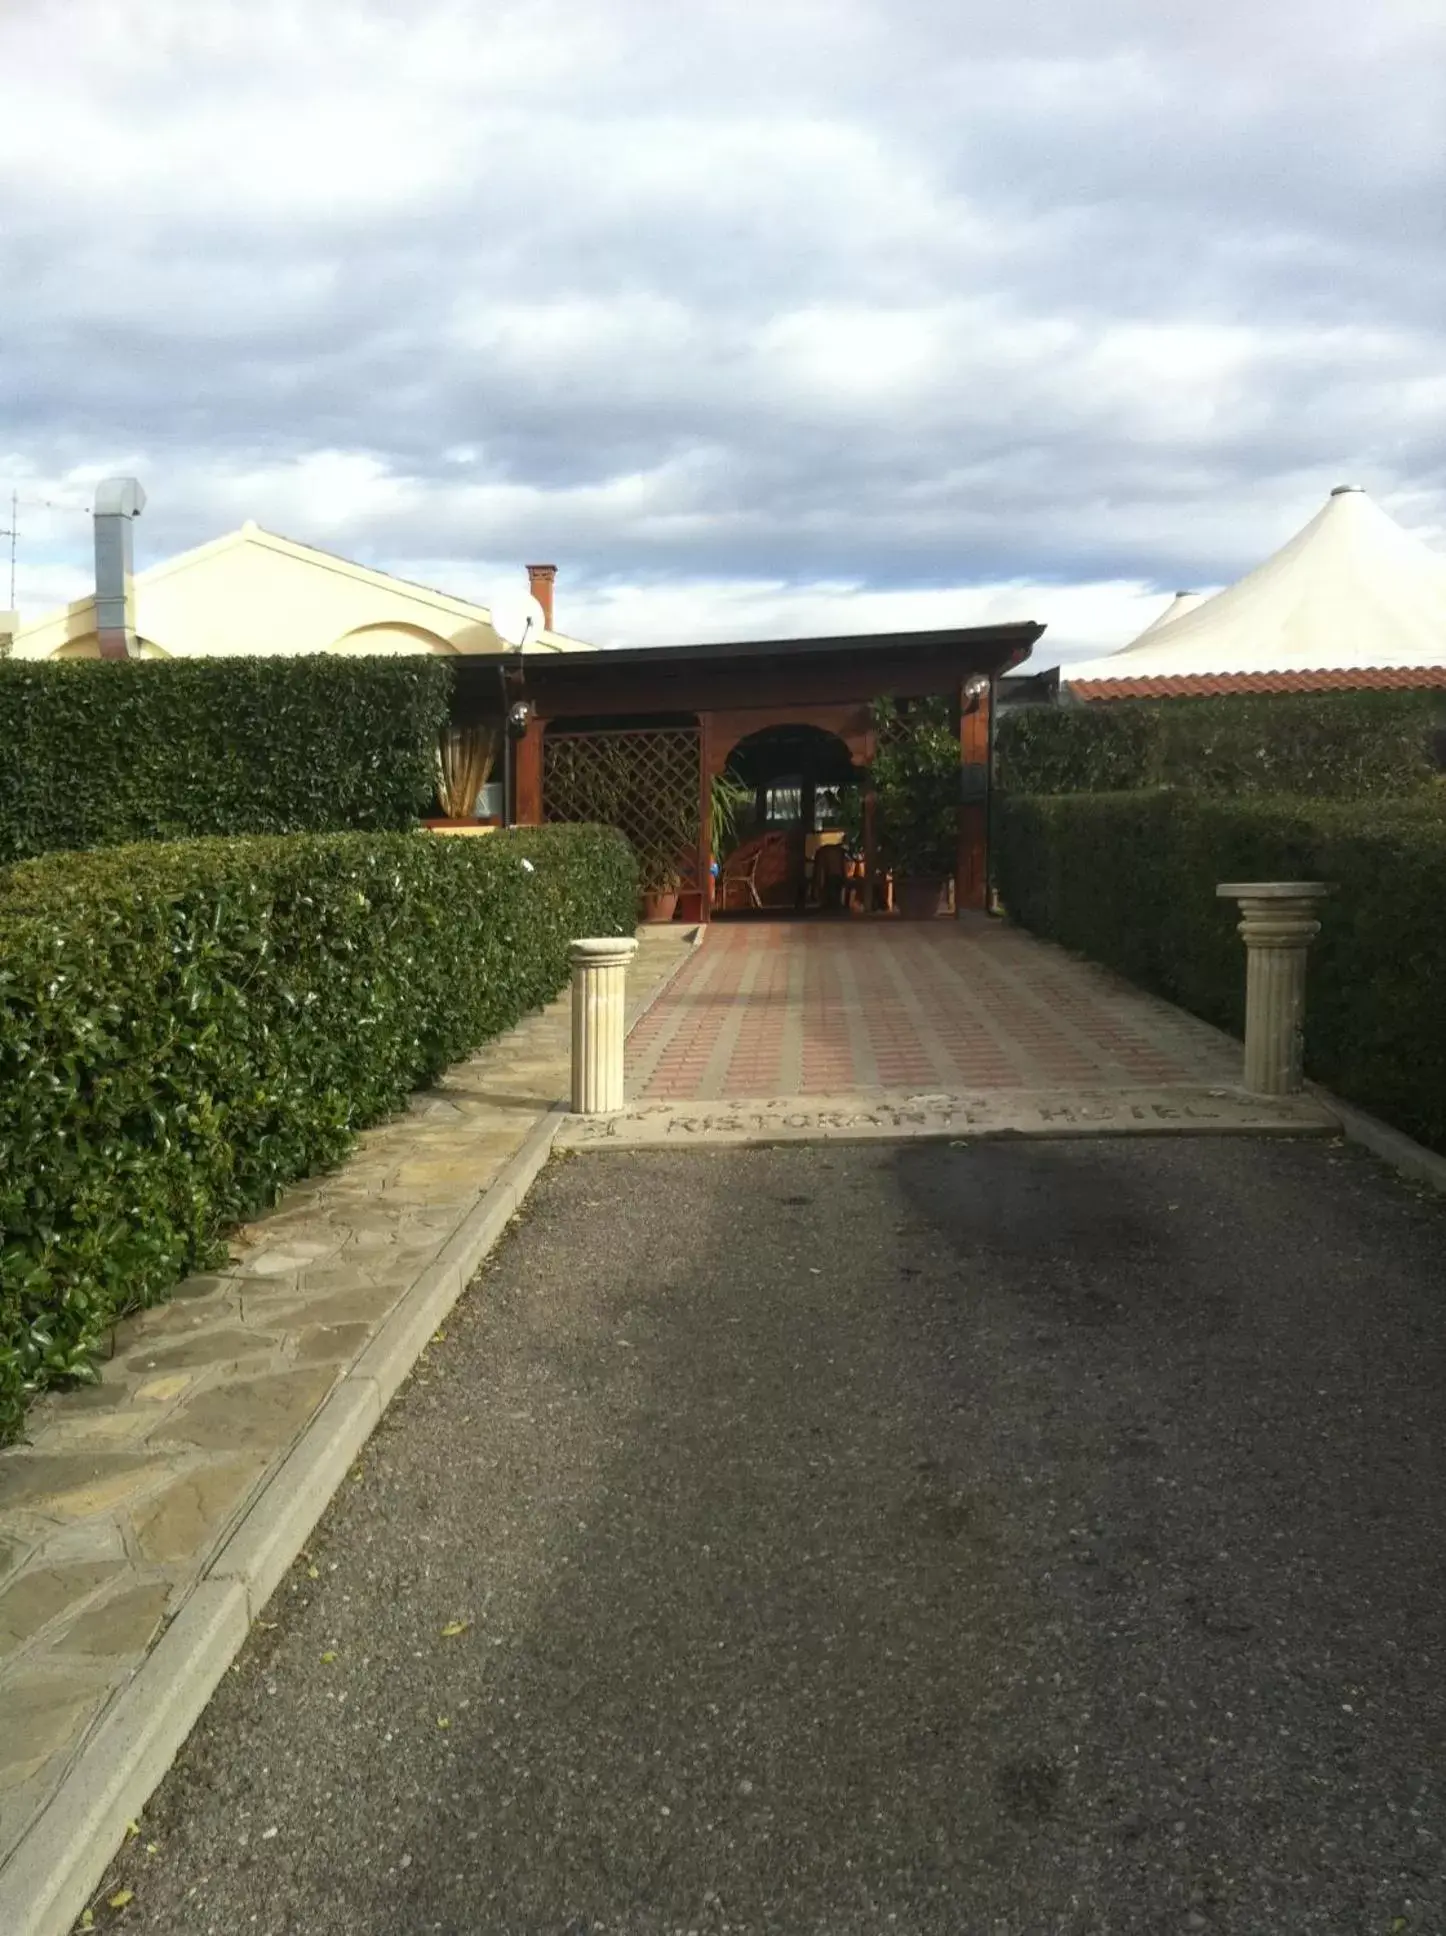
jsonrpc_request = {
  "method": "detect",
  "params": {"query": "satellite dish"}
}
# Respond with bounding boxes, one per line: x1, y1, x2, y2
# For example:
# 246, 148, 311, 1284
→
490, 589, 547, 649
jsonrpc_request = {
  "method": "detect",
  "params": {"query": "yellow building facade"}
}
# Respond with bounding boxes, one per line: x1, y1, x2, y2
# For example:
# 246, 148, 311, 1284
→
5, 523, 589, 661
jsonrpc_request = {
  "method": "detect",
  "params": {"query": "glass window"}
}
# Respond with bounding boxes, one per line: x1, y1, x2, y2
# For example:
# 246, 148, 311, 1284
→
765, 780, 803, 824
814, 784, 847, 829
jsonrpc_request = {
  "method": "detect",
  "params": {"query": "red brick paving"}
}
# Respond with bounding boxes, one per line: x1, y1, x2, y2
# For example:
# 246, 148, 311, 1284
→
628, 918, 1237, 1102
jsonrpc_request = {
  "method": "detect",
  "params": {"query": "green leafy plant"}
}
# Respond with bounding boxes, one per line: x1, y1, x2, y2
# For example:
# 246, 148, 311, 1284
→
867, 696, 957, 880
0, 655, 454, 865
0, 823, 635, 1443
709, 772, 754, 858
996, 789, 1446, 1155
997, 690, 1441, 800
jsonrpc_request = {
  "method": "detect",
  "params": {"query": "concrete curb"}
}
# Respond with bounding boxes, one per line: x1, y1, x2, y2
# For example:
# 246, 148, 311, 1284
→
2, 1103, 568, 1936
1310, 1083, 1446, 1195
2, 931, 705, 1936
0, 1581, 251, 1936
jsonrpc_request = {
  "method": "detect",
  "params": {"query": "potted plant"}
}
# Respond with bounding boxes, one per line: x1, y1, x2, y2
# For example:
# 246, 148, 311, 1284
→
639, 861, 683, 924
867, 696, 957, 917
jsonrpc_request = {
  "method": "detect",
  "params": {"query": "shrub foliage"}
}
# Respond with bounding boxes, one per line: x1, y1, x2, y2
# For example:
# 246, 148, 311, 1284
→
0, 655, 454, 864
0, 824, 635, 1441
868, 695, 959, 878
997, 690, 1442, 800
996, 791, 1446, 1156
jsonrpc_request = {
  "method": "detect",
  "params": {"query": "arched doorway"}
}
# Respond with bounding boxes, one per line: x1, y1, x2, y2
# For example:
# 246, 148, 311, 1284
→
716, 723, 863, 914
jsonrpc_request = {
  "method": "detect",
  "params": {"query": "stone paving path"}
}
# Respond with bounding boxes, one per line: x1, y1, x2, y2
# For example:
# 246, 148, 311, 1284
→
628, 917, 1242, 1101
0, 931, 692, 1877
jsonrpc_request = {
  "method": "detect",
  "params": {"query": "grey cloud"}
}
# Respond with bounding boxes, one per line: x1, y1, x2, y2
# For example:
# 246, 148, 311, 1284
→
3, 0, 1444, 620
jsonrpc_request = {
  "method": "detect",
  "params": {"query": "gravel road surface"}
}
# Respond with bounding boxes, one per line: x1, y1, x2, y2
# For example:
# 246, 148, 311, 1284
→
82, 1138, 1446, 1935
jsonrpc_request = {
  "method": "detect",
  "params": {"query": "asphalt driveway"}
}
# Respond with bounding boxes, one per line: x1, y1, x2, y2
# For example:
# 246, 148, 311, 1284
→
82, 1137, 1446, 1934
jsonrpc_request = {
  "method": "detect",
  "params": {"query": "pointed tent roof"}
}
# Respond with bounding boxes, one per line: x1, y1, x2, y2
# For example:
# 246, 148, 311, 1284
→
1131, 589, 1206, 639
1066, 487, 1446, 699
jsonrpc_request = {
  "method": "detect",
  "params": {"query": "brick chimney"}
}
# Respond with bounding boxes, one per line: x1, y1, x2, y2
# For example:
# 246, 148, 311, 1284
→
526, 563, 556, 632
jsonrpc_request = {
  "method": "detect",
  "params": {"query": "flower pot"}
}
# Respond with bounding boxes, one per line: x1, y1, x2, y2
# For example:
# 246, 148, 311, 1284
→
640, 887, 680, 923
674, 888, 703, 923
898, 875, 949, 919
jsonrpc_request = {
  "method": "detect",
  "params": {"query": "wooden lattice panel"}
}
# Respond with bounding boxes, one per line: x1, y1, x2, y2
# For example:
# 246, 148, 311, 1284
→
543, 727, 701, 885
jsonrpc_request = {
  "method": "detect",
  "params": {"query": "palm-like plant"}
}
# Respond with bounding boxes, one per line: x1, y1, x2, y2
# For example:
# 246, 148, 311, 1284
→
435, 723, 500, 818
709, 772, 754, 859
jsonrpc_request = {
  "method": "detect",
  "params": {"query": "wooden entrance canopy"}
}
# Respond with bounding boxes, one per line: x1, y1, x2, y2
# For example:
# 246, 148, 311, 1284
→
450, 620, 1043, 916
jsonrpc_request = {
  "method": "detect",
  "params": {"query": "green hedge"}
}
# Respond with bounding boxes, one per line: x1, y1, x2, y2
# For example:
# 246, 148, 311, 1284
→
0, 824, 635, 1442
0, 655, 453, 864
997, 791, 1446, 1155
996, 690, 1442, 799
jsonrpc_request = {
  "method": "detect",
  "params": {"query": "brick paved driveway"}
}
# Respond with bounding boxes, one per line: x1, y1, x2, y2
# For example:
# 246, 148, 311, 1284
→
627, 917, 1239, 1101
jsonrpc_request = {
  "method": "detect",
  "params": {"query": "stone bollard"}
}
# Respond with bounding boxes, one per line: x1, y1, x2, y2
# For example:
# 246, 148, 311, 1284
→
570, 937, 639, 1114
1216, 882, 1331, 1096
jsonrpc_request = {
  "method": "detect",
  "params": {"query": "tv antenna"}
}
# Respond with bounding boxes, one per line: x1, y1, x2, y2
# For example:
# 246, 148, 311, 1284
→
0, 489, 94, 616
2, 489, 15, 611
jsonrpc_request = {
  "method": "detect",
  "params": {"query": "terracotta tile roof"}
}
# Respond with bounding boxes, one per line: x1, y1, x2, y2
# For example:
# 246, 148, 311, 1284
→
1070, 666, 1446, 702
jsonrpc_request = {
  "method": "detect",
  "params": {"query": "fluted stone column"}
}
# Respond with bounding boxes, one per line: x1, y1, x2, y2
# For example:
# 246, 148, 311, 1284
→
1216, 882, 1331, 1096
570, 937, 638, 1114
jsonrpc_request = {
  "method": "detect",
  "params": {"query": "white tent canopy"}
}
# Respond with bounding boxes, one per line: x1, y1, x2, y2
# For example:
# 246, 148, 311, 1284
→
1066, 487, 1446, 696
1131, 589, 1205, 639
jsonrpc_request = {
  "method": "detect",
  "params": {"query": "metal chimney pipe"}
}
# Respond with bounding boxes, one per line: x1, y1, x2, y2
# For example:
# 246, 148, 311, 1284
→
93, 476, 146, 660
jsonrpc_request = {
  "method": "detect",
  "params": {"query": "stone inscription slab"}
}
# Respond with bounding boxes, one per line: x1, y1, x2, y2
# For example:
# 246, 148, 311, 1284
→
559, 1086, 1337, 1149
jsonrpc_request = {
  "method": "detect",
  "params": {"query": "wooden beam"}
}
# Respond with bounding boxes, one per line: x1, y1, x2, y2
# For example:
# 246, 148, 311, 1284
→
514, 713, 545, 826
956, 680, 991, 912
697, 711, 713, 924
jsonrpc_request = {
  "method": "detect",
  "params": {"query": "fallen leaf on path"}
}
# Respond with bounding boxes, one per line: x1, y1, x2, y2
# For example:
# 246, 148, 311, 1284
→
320, 1650, 337, 1663
440, 1620, 470, 1638
436, 1715, 451, 1728
108, 1889, 134, 1909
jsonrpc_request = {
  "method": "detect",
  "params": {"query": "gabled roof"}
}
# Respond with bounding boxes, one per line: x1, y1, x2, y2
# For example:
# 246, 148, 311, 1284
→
219, 525, 592, 650
7, 522, 593, 656
1066, 487, 1446, 700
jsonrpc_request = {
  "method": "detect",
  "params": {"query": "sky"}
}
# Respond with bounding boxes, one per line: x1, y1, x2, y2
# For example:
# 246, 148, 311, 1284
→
2, 0, 1444, 667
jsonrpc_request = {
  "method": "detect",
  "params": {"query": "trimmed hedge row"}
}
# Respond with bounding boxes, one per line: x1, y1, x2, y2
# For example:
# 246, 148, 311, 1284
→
996, 690, 1442, 799
996, 790, 1446, 1156
0, 655, 454, 864
0, 824, 636, 1442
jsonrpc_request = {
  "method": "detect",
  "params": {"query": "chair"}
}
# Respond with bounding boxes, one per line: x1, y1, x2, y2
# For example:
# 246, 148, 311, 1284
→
810, 840, 849, 911
717, 839, 766, 909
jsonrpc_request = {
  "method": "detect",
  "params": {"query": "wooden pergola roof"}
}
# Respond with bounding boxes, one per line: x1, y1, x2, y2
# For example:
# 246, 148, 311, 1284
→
451, 620, 1042, 714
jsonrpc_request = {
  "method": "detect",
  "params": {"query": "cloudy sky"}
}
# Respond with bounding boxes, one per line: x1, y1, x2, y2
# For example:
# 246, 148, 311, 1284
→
3, 0, 1444, 665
